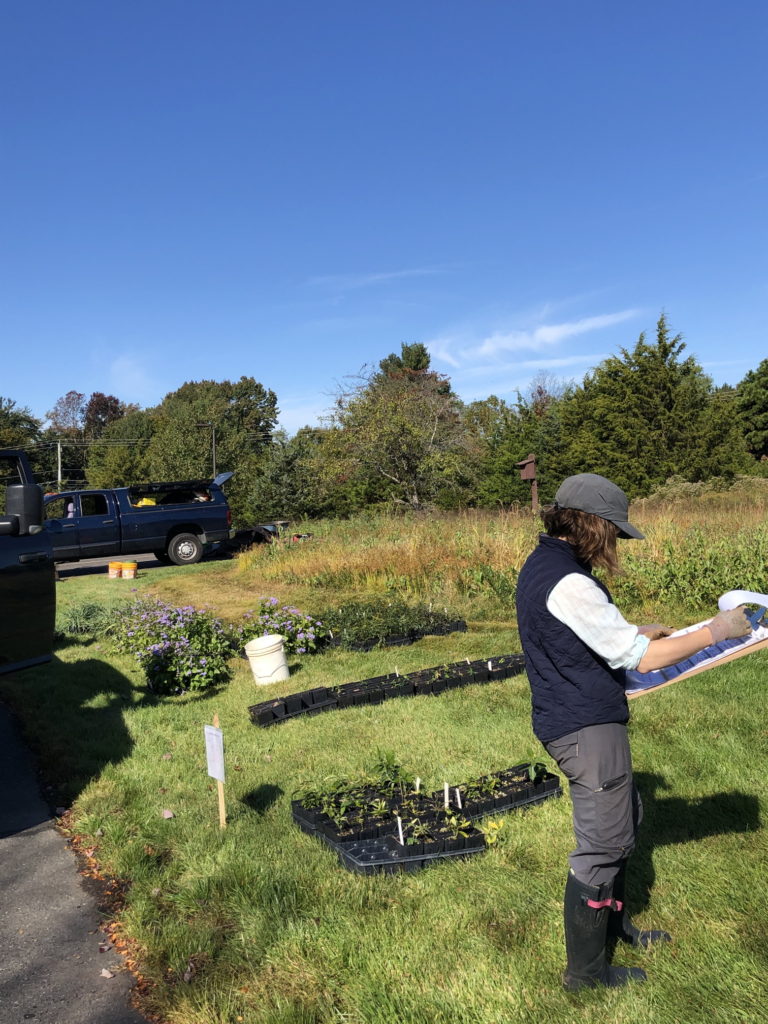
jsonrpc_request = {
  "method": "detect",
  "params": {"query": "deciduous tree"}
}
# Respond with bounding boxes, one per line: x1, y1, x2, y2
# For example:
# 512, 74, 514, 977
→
325, 364, 475, 509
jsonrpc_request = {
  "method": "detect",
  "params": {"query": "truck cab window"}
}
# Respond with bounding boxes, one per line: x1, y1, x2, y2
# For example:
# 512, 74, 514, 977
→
0, 457, 23, 515
45, 496, 71, 519
81, 495, 108, 517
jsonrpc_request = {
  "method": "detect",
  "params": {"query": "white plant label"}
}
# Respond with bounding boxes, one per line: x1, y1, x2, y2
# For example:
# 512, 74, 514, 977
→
204, 725, 225, 783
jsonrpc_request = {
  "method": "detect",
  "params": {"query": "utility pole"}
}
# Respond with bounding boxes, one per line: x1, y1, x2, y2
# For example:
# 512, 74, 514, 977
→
197, 423, 217, 477
57, 441, 62, 488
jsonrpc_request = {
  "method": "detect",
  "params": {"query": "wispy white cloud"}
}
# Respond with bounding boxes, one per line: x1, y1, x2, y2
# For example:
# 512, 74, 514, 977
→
456, 353, 610, 378
307, 266, 450, 293
474, 310, 640, 358
427, 340, 462, 369
428, 308, 641, 372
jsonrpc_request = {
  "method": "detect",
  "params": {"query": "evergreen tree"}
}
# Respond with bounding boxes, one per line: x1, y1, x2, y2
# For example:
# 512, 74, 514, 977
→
378, 341, 431, 377
736, 358, 768, 460
0, 397, 42, 448
553, 314, 750, 496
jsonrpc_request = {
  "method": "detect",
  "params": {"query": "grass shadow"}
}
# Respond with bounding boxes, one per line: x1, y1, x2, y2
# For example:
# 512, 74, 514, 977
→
629, 771, 761, 912
241, 783, 284, 816
0, 654, 138, 808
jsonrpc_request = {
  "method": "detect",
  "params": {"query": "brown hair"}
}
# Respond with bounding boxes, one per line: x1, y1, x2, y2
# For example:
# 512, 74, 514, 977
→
540, 506, 620, 574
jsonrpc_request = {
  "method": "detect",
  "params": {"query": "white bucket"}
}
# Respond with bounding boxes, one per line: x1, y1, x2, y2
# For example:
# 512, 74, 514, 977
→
245, 634, 290, 685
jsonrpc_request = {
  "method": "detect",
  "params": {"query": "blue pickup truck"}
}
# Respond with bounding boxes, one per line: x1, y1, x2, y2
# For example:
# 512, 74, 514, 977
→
43, 473, 234, 565
0, 449, 56, 674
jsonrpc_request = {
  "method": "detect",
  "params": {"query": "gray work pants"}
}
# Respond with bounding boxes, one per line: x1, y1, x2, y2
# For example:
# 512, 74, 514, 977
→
545, 722, 642, 887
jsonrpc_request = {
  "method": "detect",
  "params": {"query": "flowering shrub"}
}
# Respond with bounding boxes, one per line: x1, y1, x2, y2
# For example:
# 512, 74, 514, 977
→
113, 599, 233, 694
233, 597, 329, 655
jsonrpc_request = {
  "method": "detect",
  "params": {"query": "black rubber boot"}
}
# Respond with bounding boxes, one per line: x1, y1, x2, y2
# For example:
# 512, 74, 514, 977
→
562, 872, 647, 992
608, 861, 672, 948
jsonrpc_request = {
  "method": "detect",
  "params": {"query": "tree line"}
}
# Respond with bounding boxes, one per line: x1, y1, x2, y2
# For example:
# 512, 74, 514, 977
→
2, 315, 767, 526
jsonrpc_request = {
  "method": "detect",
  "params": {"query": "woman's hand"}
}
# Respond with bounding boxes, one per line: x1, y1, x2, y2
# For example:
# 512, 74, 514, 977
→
637, 624, 674, 640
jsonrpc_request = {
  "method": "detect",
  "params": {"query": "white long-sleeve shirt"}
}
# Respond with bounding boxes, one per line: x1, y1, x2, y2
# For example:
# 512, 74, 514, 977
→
546, 573, 650, 670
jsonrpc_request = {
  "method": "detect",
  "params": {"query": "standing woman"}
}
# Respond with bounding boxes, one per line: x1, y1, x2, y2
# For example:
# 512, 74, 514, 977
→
515, 473, 750, 991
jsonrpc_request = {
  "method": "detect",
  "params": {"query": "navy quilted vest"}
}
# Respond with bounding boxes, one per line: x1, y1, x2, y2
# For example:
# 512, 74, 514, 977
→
516, 534, 629, 744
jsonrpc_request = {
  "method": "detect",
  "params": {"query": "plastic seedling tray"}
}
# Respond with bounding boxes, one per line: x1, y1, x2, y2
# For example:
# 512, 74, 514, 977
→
324, 832, 487, 875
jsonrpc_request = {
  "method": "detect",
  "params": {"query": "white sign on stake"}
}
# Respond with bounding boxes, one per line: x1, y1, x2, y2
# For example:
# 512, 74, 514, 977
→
204, 725, 225, 783
205, 715, 227, 829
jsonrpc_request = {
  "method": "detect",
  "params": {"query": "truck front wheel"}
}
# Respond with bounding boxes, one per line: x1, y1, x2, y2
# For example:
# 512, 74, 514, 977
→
167, 533, 203, 566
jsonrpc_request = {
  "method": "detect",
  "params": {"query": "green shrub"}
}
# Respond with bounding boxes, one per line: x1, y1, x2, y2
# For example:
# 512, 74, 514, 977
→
55, 599, 128, 640
612, 525, 768, 611
319, 597, 463, 650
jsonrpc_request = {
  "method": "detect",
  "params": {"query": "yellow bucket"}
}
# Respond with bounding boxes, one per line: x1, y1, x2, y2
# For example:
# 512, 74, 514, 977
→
108, 562, 122, 579
121, 561, 138, 580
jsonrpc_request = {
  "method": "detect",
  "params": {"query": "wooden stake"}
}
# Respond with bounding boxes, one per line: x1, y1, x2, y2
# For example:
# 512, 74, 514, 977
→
213, 713, 227, 829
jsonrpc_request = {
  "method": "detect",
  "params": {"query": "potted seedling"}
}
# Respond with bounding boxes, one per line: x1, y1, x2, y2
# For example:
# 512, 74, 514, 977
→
440, 811, 473, 852
405, 817, 436, 856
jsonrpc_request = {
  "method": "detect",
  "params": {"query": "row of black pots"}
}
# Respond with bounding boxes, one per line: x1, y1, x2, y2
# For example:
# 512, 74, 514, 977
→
248, 652, 527, 727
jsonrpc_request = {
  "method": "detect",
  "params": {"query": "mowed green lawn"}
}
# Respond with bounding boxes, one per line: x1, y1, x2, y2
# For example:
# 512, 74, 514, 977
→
2, 560, 767, 1024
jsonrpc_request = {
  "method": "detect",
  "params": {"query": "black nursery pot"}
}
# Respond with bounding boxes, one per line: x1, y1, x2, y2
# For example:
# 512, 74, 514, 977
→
409, 671, 435, 695
466, 796, 495, 816
381, 678, 414, 698
361, 674, 396, 687
302, 686, 330, 707
248, 698, 287, 725
453, 664, 475, 684
442, 835, 465, 853
284, 694, 304, 715
464, 830, 486, 853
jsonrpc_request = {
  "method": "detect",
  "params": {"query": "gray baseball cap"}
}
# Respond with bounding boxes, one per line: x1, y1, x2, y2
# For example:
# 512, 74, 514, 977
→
554, 473, 644, 540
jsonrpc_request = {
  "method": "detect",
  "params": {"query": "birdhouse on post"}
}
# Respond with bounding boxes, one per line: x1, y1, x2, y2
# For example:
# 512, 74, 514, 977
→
516, 453, 538, 511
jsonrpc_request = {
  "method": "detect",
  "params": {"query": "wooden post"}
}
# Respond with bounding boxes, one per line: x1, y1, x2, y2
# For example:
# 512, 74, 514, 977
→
516, 453, 538, 512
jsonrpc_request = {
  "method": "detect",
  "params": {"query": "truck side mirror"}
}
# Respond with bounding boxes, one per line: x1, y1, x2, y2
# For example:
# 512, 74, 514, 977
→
1, 483, 44, 537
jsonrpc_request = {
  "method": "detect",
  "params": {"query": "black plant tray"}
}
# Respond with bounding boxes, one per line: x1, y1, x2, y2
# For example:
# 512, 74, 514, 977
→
248, 652, 526, 727
291, 761, 562, 873
314, 831, 487, 874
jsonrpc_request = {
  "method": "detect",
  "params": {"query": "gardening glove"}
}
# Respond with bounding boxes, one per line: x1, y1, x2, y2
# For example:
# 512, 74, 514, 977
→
706, 606, 752, 644
637, 624, 674, 640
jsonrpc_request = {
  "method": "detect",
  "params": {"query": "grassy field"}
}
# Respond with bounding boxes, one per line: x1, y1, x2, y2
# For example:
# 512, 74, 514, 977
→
2, 501, 768, 1024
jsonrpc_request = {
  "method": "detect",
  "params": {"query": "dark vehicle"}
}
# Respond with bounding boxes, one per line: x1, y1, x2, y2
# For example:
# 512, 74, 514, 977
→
0, 450, 56, 674
43, 473, 234, 566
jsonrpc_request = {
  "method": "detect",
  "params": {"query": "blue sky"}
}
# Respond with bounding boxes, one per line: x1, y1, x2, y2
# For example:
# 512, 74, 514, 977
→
2, 1, 766, 433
